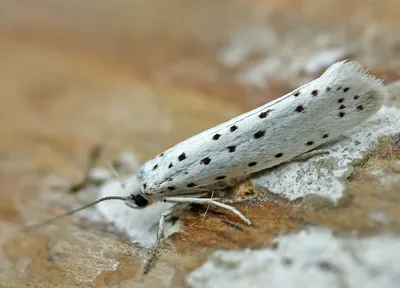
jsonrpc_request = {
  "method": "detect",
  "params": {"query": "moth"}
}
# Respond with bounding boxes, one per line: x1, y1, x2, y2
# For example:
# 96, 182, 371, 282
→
30, 60, 387, 273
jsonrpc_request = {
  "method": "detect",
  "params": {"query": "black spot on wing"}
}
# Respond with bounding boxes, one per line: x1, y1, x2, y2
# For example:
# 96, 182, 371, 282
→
259, 109, 273, 118
254, 130, 266, 139
200, 157, 211, 165
227, 145, 236, 152
213, 134, 221, 140
178, 153, 187, 161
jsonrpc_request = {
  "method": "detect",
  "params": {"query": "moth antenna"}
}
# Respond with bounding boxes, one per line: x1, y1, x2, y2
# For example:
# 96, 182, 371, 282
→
24, 195, 131, 231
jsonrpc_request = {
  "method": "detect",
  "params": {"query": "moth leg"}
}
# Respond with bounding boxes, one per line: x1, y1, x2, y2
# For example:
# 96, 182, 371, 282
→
143, 211, 167, 274
292, 149, 329, 162
162, 196, 252, 225
143, 203, 187, 274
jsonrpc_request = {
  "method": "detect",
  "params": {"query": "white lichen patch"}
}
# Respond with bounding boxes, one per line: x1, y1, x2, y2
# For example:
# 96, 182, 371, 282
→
218, 24, 398, 88
187, 228, 400, 288
217, 27, 278, 68
252, 106, 400, 204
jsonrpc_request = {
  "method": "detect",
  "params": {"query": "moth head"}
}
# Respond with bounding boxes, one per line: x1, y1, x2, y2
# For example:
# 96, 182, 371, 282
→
125, 193, 153, 209
121, 175, 153, 209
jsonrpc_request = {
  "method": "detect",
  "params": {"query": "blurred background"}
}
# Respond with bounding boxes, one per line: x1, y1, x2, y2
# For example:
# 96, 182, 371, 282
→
0, 0, 398, 164
0, 0, 399, 287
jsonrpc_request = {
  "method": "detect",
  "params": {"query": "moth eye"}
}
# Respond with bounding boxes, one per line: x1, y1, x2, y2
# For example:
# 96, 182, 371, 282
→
134, 194, 149, 208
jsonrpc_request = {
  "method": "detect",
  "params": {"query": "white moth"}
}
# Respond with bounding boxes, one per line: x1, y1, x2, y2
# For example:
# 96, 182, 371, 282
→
127, 60, 386, 209
32, 60, 387, 273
